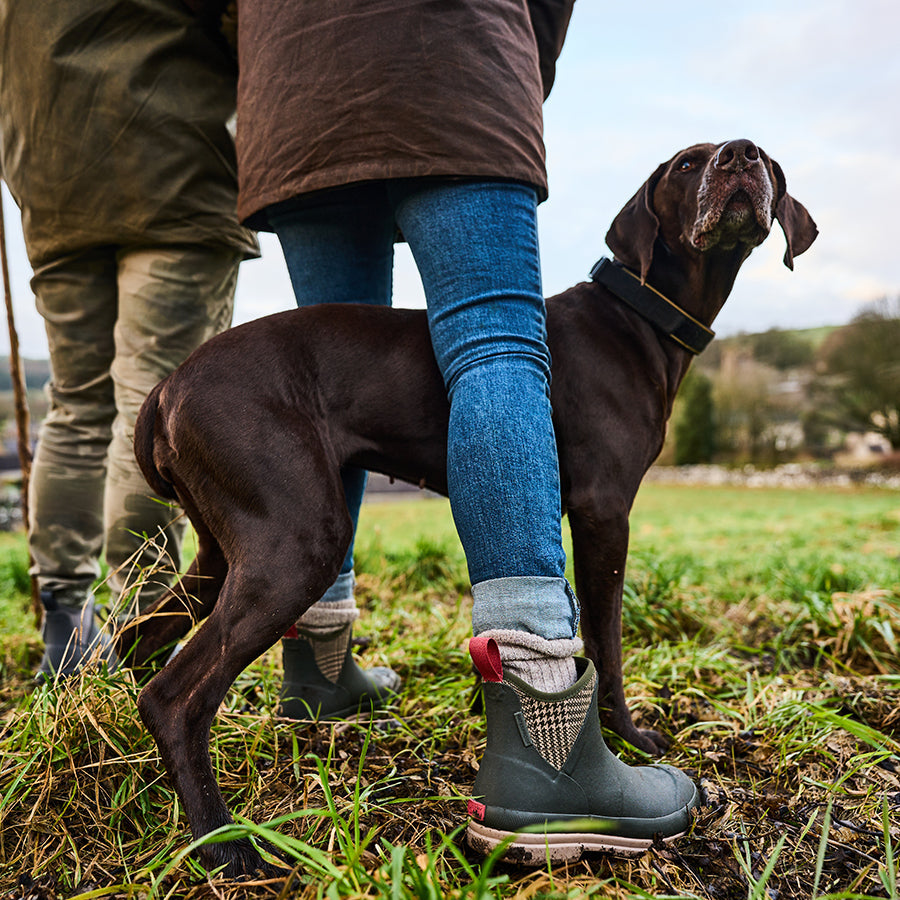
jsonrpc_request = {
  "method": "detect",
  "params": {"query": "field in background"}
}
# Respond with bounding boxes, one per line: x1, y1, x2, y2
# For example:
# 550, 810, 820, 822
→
0, 482, 898, 899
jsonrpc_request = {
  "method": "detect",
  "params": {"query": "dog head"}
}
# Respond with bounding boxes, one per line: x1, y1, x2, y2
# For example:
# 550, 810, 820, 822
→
606, 140, 818, 282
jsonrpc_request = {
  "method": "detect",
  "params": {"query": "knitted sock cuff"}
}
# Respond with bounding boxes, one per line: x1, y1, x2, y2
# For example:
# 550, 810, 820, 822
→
479, 629, 583, 662
477, 629, 582, 693
297, 597, 359, 631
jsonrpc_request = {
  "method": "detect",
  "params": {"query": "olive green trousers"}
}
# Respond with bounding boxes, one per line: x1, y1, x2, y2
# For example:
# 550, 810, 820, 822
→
28, 243, 241, 615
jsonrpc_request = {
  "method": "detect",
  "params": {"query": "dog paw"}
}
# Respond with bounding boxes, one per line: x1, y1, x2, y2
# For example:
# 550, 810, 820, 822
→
631, 726, 670, 756
199, 837, 288, 880
603, 711, 670, 756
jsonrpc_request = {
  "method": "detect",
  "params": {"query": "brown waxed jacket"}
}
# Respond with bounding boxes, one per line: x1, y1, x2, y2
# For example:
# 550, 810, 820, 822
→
0, 0, 258, 267
235, 0, 575, 229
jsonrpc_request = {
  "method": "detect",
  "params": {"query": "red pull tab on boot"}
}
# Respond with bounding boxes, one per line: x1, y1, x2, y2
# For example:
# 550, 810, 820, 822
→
469, 635, 503, 682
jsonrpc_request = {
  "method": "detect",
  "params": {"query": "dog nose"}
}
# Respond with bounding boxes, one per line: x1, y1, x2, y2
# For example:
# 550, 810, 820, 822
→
714, 139, 760, 172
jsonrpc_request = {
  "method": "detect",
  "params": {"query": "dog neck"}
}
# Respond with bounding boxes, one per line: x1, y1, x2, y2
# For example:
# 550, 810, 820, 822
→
590, 257, 714, 356
641, 238, 753, 336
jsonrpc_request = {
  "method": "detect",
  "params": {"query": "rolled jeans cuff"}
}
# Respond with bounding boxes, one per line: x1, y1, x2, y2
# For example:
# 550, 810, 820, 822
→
471, 575, 580, 641
318, 570, 356, 604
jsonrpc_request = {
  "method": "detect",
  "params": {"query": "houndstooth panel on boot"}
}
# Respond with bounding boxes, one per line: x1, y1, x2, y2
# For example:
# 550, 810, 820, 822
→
299, 624, 351, 683
511, 669, 596, 770
294, 596, 359, 683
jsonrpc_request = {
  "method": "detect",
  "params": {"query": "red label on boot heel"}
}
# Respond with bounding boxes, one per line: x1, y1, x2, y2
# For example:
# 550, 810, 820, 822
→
467, 799, 486, 821
469, 635, 503, 682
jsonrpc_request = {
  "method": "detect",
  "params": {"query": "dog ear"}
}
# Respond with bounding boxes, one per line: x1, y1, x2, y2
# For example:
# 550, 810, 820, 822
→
766, 156, 819, 270
605, 162, 667, 283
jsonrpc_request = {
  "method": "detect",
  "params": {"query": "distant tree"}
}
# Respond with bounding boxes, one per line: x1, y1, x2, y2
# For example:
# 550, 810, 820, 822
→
674, 369, 715, 465
712, 358, 783, 464
816, 297, 900, 449
800, 408, 836, 458
749, 328, 815, 370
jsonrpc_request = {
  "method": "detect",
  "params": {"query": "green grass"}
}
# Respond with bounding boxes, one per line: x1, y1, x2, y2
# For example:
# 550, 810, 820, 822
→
1, 482, 899, 899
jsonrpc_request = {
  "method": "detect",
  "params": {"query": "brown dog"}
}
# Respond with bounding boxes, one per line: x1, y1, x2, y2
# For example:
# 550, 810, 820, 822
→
119, 139, 817, 874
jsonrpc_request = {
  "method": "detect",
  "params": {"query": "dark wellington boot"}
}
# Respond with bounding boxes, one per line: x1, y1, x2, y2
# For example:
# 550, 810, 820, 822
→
36, 590, 117, 683
466, 635, 699, 864
278, 625, 400, 720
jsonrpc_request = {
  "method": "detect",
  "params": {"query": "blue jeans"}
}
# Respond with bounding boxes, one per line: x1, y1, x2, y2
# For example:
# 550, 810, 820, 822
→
267, 180, 577, 640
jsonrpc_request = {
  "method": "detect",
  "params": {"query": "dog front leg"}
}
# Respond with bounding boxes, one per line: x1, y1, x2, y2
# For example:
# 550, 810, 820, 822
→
569, 507, 669, 756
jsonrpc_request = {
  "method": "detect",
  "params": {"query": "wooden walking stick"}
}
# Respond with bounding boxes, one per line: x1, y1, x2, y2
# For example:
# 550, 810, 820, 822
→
0, 181, 40, 623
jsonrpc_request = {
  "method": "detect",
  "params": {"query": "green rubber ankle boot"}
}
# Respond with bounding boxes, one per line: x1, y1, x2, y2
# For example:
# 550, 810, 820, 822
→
466, 635, 699, 864
278, 624, 400, 720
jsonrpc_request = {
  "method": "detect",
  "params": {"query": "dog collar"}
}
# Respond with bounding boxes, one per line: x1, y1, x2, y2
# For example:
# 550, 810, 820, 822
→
589, 257, 715, 355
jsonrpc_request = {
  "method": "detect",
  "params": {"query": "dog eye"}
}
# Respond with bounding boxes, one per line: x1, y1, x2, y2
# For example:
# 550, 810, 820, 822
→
678, 158, 696, 171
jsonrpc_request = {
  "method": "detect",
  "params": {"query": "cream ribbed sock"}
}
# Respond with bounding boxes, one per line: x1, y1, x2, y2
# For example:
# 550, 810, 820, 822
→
477, 629, 583, 693
289, 598, 360, 683
296, 597, 359, 632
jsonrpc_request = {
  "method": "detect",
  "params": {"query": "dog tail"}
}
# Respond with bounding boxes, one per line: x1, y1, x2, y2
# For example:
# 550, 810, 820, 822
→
134, 379, 178, 502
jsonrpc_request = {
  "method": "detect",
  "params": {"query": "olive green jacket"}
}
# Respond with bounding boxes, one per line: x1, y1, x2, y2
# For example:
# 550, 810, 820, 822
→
0, 0, 257, 267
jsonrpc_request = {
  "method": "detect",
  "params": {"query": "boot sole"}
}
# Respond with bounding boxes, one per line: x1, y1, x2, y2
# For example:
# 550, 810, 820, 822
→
466, 820, 686, 865
279, 696, 385, 721
278, 667, 401, 721
278, 680, 401, 721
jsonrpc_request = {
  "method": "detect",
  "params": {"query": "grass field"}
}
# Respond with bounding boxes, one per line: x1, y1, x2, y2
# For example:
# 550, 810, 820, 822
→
0, 482, 898, 899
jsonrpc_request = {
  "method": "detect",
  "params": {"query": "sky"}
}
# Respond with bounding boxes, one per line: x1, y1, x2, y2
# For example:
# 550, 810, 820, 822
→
1, 0, 897, 358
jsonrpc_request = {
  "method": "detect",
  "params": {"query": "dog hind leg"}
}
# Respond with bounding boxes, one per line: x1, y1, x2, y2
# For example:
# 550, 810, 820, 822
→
137, 543, 344, 875
138, 449, 353, 875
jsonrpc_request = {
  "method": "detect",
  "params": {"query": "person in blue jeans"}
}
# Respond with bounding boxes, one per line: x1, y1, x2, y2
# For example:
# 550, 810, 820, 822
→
270, 180, 580, 709
230, 0, 698, 863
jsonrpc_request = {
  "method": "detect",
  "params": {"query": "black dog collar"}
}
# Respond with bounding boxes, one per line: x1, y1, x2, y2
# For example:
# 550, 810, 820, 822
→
590, 257, 715, 355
